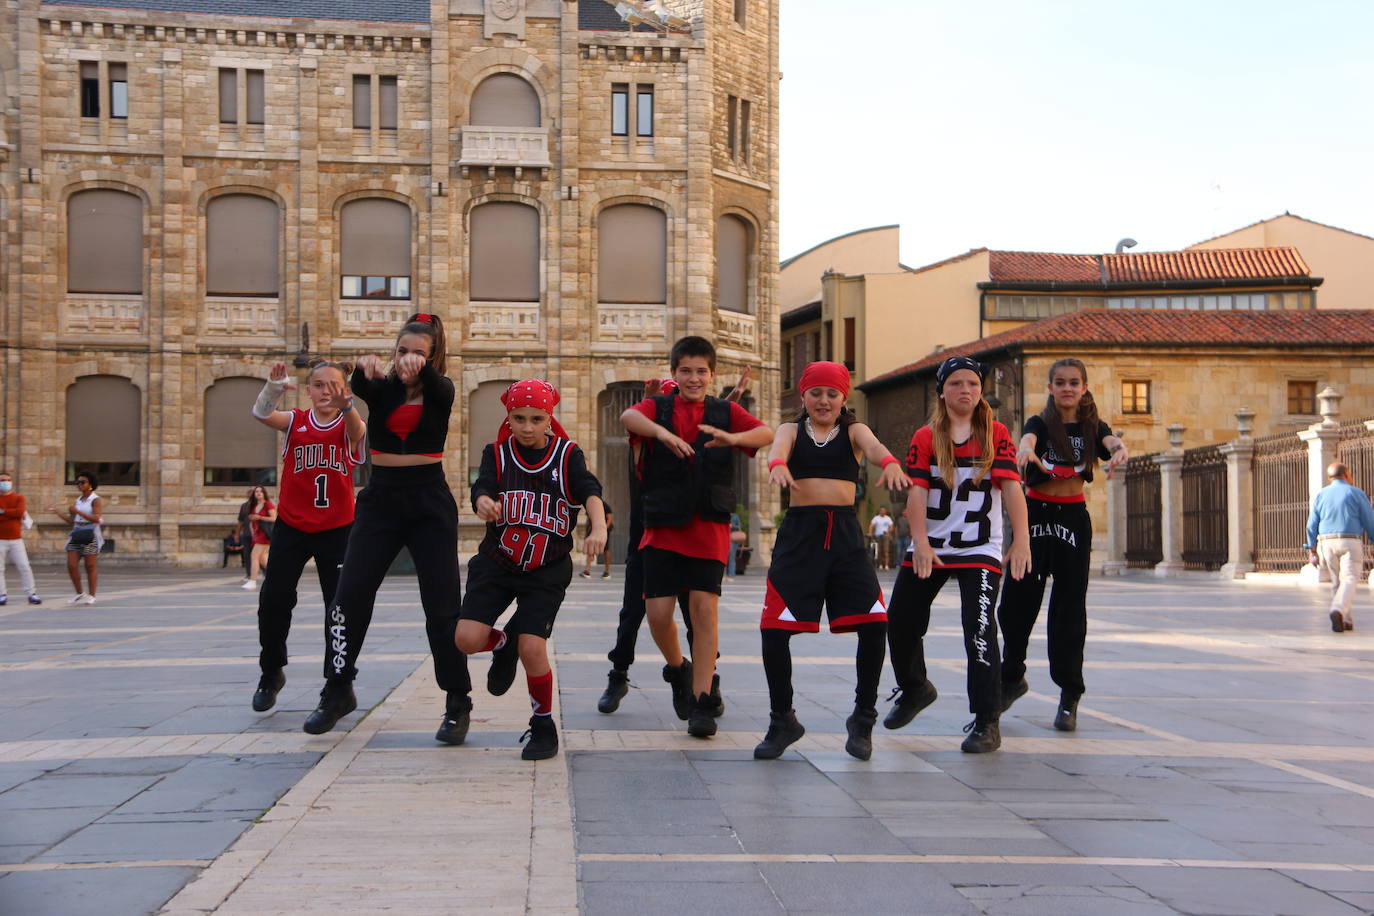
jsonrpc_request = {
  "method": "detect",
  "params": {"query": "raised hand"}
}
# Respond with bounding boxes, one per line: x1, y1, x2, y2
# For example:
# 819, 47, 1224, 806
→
357, 354, 385, 380
269, 362, 298, 389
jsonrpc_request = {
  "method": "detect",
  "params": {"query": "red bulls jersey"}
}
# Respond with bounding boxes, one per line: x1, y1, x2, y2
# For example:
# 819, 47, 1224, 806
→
277, 408, 363, 533
903, 422, 1019, 572
480, 437, 585, 572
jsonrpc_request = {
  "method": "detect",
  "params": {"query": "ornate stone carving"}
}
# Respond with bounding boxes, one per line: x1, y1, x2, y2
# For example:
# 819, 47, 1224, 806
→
202, 297, 283, 336
469, 302, 542, 342
716, 309, 757, 353
339, 302, 412, 339
64, 295, 143, 334
458, 126, 552, 168
484, 0, 525, 38
597, 304, 668, 342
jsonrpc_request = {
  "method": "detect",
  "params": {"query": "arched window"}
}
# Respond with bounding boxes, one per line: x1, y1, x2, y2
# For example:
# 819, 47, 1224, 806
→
204, 378, 279, 486
716, 214, 752, 313
66, 375, 141, 485
598, 204, 667, 305
469, 380, 518, 478
340, 198, 411, 299
68, 189, 142, 294
469, 73, 541, 127
470, 202, 539, 302
207, 194, 280, 297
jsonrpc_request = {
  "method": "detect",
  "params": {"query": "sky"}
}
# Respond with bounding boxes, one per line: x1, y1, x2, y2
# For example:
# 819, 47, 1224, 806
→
778, 0, 1374, 267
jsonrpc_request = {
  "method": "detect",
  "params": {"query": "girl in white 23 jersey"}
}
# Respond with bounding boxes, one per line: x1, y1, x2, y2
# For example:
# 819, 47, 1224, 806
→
883, 356, 1030, 754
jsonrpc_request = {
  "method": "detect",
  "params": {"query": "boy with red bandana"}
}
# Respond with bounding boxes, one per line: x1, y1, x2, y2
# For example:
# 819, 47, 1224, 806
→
620, 336, 773, 737
456, 380, 607, 760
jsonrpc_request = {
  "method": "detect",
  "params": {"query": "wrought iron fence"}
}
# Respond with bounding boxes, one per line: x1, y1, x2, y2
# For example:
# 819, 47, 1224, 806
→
1251, 430, 1308, 572
1124, 453, 1162, 568
1335, 417, 1374, 565
1181, 444, 1227, 570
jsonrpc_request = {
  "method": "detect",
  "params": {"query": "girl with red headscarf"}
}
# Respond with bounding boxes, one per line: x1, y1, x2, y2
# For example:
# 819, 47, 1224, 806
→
454, 379, 607, 760
753, 361, 910, 761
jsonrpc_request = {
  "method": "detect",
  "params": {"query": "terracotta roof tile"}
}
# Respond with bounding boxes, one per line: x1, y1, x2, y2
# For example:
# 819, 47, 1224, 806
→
983, 247, 1309, 285
862, 309, 1374, 387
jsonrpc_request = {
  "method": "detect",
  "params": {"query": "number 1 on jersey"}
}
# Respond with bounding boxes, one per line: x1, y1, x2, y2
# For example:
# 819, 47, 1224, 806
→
498, 526, 549, 571
313, 474, 329, 508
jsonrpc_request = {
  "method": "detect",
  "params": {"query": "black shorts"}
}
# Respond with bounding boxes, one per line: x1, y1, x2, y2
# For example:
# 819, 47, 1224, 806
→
762, 506, 886, 633
459, 551, 573, 639
641, 546, 724, 598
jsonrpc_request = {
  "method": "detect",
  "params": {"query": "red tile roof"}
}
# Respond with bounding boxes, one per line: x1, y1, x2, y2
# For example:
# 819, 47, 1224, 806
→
862, 309, 1374, 387
983, 247, 1309, 284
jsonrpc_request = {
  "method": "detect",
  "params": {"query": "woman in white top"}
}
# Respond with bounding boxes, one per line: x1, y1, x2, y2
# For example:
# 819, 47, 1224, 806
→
48, 470, 103, 605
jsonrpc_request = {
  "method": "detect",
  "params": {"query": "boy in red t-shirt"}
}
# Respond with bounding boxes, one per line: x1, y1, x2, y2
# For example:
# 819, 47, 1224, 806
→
620, 336, 773, 737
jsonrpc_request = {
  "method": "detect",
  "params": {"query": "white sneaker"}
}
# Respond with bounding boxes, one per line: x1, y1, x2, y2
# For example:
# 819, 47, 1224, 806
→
67, 593, 87, 605
81, 594, 97, 605
242, 579, 257, 591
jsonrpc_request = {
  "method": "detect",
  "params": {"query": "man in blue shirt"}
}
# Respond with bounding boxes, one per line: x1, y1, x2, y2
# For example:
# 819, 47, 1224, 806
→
1305, 462, 1374, 632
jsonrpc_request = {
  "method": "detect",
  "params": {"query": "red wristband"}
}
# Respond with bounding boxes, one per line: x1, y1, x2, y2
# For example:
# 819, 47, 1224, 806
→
768, 459, 787, 470
880, 455, 900, 468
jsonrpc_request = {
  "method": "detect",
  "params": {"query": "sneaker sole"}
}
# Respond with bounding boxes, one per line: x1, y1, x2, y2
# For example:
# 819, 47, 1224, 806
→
960, 738, 1001, 753
521, 745, 559, 760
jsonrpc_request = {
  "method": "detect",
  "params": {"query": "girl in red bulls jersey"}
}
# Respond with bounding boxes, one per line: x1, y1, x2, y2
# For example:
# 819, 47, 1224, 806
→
247, 360, 365, 715
455, 380, 607, 760
884, 356, 1030, 754
305, 313, 473, 745
997, 358, 1127, 732
753, 361, 910, 762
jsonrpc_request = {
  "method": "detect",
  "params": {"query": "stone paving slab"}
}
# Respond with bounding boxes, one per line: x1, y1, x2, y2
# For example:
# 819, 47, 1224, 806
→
3, 565, 1374, 913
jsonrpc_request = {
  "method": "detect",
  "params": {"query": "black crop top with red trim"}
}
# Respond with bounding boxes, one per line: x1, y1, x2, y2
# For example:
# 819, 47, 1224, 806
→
1021, 414, 1112, 486
787, 418, 860, 483
350, 364, 454, 456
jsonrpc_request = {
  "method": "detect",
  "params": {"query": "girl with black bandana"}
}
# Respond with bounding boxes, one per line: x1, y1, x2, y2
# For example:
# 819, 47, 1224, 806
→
996, 358, 1127, 731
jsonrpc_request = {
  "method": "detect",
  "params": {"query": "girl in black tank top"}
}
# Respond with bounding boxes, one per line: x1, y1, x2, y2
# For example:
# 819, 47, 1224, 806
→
752, 361, 911, 763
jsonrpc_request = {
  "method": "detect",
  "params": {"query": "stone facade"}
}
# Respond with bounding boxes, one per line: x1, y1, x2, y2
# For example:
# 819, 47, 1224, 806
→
0, 0, 781, 563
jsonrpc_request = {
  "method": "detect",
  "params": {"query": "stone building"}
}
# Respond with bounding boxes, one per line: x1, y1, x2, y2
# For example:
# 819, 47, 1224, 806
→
857, 309, 1374, 560
0, 0, 781, 563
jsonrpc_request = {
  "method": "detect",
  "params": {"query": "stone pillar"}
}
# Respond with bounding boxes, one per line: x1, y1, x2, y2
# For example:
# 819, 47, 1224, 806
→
1155, 423, 1186, 576
1219, 408, 1255, 580
1298, 387, 1342, 584
1101, 472, 1128, 576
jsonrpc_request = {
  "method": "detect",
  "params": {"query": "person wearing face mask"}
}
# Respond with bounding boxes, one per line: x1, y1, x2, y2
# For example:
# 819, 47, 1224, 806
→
0, 472, 41, 606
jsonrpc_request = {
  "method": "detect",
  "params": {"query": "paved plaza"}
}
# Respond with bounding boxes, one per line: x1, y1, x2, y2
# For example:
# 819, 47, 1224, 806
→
1, 562, 1373, 914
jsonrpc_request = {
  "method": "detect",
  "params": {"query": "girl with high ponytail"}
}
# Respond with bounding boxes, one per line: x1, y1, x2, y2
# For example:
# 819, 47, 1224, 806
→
301, 311, 475, 746
996, 358, 1127, 733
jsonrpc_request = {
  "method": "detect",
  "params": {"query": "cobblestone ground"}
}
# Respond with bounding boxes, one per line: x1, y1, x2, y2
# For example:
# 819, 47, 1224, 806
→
1, 564, 1372, 914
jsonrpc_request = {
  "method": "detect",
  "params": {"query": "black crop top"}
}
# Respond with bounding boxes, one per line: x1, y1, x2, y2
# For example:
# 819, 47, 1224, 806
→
350, 364, 454, 456
787, 419, 861, 483
1021, 414, 1112, 487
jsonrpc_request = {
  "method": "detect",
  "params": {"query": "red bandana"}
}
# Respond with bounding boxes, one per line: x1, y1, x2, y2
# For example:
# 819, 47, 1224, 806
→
798, 361, 851, 398
498, 379, 569, 445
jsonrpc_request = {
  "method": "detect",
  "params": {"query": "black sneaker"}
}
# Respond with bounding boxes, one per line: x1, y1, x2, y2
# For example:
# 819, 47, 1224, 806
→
753, 709, 805, 759
687, 692, 717, 738
252, 669, 286, 712
1053, 694, 1079, 732
1000, 677, 1029, 713
303, 680, 357, 735
662, 660, 693, 721
520, 714, 559, 760
882, 680, 938, 730
435, 709, 471, 745
845, 707, 879, 761
487, 632, 520, 696
706, 672, 725, 717
1331, 610, 1347, 633
960, 717, 1001, 753
598, 668, 630, 714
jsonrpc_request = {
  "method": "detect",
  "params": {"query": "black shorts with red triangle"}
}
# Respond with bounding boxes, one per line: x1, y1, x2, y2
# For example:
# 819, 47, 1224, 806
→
761, 506, 886, 633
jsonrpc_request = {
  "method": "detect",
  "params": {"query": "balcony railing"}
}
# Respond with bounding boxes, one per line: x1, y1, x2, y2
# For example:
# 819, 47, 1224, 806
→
458, 126, 552, 169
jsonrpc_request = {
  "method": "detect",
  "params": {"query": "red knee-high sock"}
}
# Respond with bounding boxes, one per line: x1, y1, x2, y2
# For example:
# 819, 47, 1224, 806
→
480, 629, 506, 654
527, 670, 554, 716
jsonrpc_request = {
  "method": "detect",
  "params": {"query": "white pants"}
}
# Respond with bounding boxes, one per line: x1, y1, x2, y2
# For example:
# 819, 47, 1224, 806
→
0, 538, 36, 596
1319, 536, 1364, 624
